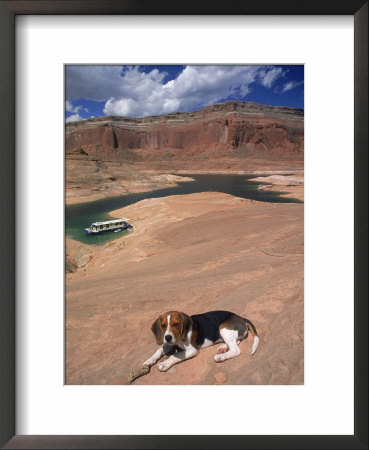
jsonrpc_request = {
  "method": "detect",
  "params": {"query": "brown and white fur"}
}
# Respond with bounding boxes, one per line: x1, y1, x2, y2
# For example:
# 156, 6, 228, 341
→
144, 310, 259, 372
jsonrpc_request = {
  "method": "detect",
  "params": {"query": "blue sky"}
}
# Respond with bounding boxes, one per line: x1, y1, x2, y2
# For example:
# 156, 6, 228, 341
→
65, 65, 304, 122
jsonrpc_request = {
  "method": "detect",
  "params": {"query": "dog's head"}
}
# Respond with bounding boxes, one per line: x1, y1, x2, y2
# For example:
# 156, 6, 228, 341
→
151, 311, 192, 345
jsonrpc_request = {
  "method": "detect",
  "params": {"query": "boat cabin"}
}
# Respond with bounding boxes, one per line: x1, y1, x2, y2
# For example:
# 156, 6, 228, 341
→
84, 218, 132, 235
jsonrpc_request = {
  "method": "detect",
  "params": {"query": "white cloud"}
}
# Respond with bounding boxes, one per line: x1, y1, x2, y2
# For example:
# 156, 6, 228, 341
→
65, 100, 88, 114
260, 67, 284, 88
162, 98, 181, 113
67, 65, 287, 118
104, 98, 136, 116
66, 113, 83, 123
66, 66, 124, 101
281, 80, 303, 93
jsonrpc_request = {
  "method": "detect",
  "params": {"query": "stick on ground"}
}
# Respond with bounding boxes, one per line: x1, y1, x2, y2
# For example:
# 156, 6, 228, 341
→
127, 364, 151, 384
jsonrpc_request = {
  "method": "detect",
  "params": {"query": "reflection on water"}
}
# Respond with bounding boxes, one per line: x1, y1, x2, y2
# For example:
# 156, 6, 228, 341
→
65, 174, 302, 245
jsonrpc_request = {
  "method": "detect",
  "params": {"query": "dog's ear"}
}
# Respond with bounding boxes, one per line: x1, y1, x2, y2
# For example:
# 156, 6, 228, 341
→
179, 312, 192, 341
151, 316, 163, 345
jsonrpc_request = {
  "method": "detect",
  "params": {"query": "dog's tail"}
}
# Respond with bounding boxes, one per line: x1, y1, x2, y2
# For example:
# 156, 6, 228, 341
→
245, 319, 259, 355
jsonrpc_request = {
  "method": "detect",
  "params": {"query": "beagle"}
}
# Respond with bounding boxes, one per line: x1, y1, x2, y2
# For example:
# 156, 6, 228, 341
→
144, 310, 259, 372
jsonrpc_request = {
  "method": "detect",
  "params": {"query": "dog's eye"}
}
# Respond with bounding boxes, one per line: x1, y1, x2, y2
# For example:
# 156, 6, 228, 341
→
161, 324, 166, 328
172, 323, 179, 328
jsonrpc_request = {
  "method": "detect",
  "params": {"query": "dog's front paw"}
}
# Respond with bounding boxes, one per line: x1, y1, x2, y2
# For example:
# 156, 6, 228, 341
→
143, 358, 155, 367
157, 362, 170, 372
214, 354, 226, 363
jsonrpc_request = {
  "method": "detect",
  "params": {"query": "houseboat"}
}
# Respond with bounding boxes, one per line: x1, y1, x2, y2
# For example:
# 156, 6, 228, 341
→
84, 218, 132, 235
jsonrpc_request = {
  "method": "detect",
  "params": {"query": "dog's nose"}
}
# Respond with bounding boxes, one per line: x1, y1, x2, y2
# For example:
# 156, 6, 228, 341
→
165, 335, 172, 343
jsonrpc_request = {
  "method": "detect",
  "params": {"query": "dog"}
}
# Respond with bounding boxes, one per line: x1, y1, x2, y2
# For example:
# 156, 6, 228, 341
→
143, 310, 259, 372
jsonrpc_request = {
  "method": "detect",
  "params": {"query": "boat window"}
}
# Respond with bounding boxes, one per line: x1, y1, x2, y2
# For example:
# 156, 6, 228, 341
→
100, 225, 103, 229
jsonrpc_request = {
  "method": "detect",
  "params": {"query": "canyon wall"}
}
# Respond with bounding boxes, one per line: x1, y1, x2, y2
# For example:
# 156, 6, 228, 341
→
65, 101, 304, 161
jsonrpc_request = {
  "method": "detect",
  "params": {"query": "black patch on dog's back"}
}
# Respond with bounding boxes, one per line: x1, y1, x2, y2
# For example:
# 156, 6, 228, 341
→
191, 310, 233, 347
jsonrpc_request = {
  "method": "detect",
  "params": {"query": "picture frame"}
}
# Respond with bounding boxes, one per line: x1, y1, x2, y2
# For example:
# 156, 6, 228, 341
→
0, 1, 367, 449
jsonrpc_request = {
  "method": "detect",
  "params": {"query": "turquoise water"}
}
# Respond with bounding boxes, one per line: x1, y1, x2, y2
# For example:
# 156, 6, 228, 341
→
65, 174, 302, 245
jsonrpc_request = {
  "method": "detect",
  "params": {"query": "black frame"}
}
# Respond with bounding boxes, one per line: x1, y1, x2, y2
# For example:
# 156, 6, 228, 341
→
0, 1, 367, 449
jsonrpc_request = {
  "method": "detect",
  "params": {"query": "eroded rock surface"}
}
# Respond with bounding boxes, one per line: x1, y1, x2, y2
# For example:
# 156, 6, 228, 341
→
66, 193, 304, 385
66, 101, 303, 160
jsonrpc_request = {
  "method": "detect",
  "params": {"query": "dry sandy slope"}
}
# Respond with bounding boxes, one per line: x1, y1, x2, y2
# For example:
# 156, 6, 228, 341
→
66, 192, 303, 385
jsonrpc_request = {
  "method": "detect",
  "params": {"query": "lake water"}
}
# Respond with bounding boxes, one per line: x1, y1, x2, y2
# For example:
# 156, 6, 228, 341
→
65, 174, 302, 245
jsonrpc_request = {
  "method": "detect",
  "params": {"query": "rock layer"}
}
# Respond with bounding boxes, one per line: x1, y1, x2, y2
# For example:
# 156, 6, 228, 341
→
66, 101, 304, 161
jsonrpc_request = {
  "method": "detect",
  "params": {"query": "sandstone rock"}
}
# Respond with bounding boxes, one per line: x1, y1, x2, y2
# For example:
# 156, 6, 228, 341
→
65, 193, 304, 385
66, 101, 304, 161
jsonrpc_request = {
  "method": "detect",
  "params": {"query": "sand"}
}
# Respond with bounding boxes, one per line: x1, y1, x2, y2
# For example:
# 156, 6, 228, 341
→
66, 191, 304, 385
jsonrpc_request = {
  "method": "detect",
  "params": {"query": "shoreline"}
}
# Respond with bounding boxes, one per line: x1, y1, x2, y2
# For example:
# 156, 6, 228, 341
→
253, 173, 304, 202
65, 173, 195, 206
66, 169, 304, 206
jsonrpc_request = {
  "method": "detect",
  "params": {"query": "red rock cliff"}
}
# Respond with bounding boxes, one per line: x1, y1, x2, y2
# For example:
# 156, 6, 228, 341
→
65, 101, 304, 161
